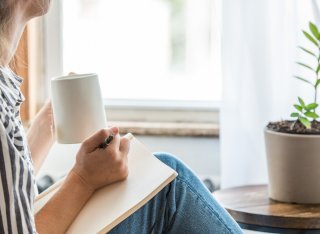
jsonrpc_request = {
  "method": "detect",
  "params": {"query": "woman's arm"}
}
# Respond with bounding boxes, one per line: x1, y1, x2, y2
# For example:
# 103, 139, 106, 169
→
35, 127, 130, 234
27, 102, 55, 174
35, 170, 94, 233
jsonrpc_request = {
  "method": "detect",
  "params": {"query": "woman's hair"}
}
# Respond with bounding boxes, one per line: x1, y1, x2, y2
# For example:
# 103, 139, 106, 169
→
0, 1, 14, 57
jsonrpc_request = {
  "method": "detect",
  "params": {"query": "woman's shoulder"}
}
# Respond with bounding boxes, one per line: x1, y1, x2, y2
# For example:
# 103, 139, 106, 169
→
0, 67, 24, 109
0, 69, 16, 132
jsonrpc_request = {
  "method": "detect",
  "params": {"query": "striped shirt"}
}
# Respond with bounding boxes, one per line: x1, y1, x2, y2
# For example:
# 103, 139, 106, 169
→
0, 67, 37, 233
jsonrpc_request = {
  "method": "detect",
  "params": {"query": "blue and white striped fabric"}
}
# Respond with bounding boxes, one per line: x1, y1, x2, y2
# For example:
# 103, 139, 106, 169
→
0, 67, 36, 234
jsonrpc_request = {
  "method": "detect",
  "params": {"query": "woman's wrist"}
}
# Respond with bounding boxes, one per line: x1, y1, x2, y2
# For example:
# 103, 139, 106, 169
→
65, 169, 95, 196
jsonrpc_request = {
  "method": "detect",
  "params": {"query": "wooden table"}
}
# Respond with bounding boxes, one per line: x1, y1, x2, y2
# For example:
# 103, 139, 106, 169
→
214, 185, 320, 233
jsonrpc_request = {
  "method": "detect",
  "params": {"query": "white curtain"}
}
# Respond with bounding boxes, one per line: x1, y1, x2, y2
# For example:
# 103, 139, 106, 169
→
221, 0, 320, 188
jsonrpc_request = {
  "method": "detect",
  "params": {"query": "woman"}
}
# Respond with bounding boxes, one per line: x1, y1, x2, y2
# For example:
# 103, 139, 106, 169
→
0, 0, 242, 233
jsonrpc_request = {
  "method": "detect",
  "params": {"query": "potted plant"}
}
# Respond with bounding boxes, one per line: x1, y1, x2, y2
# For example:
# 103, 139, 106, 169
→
265, 22, 320, 204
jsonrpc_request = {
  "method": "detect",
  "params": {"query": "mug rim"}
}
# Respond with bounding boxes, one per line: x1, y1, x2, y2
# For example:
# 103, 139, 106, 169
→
51, 73, 97, 81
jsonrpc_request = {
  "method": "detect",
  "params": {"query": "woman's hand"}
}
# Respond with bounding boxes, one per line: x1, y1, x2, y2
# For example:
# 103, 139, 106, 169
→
71, 127, 130, 191
27, 101, 55, 174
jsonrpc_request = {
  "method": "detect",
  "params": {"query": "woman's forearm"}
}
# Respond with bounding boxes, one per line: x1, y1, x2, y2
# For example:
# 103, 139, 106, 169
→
35, 170, 94, 234
27, 128, 54, 174
27, 102, 55, 174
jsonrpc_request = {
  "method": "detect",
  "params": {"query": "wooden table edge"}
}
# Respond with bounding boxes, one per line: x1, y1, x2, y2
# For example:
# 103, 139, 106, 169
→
214, 184, 320, 230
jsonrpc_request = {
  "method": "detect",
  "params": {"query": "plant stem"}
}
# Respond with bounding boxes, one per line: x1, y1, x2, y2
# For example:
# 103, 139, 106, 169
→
290, 120, 298, 130
315, 46, 320, 111
315, 86, 318, 104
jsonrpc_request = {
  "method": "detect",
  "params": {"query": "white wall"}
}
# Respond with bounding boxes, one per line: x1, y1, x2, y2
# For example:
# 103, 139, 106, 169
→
37, 136, 220, 183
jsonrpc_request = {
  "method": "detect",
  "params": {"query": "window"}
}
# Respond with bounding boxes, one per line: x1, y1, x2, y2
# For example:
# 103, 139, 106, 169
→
62, 0, 220, 101
42, 0, 220, 124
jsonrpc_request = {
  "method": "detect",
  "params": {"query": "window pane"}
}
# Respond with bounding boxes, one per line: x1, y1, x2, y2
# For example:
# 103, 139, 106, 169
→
62, 0, 220, 101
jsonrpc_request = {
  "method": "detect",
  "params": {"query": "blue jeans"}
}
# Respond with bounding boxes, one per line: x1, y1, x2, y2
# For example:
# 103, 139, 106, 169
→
109, 153, 243, 234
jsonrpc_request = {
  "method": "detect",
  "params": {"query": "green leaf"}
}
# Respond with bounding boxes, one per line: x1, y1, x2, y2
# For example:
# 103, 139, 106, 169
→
298, 46, 317, 58
290, 112, 300, 118
296, 62, 315, 72
303, 30, 319, 47
294, 104, 303, 112
298, 97, 306, 107
299, 116, 311, 128
306, 103, 319, 110
316, 79, 320, 88
293, 76, 313, 86
309, 22, 320, 40
304, 111, 319, 119
317, 64, 320, 74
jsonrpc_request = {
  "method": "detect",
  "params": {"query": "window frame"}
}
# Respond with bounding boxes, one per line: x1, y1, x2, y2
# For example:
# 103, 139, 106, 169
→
36, 0, 220, 126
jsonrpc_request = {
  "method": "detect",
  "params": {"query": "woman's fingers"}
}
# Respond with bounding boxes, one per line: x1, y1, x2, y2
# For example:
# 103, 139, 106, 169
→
120, 137, 130, 155
106, 127, 120, 150
81, 127, 126, 153
82, 129, 112, 153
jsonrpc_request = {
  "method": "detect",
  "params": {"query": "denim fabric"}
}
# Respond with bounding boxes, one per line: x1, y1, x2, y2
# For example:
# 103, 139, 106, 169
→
109, 152, 243, 234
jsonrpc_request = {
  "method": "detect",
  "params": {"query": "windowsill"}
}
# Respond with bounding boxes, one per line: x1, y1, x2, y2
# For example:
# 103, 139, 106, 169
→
105, 101, 220, 132
108, 121, 219, 137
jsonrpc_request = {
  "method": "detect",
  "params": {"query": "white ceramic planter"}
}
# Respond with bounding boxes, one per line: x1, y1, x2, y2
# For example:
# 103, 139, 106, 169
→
264, 128, 320, 204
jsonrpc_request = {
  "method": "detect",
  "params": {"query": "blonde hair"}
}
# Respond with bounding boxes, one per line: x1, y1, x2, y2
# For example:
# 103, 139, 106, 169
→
0, 1, 14, 60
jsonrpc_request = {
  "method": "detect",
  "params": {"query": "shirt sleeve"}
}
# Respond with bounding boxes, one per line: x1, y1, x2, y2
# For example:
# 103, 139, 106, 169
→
0, 121, 36, 233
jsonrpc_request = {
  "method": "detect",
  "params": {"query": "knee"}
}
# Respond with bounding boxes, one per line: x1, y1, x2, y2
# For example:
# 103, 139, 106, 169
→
153, 152, 204, 192
153, 152, 189, 175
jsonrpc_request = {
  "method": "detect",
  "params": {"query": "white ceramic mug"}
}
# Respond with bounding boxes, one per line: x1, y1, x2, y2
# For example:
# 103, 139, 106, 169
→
51, 73, 107, 144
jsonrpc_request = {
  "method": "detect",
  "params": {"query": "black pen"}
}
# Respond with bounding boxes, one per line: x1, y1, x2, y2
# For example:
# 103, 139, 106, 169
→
99, 135, 114, 149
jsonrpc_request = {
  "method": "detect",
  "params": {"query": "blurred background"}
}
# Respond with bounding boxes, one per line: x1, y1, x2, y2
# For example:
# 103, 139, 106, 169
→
15, 0, 320, 192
